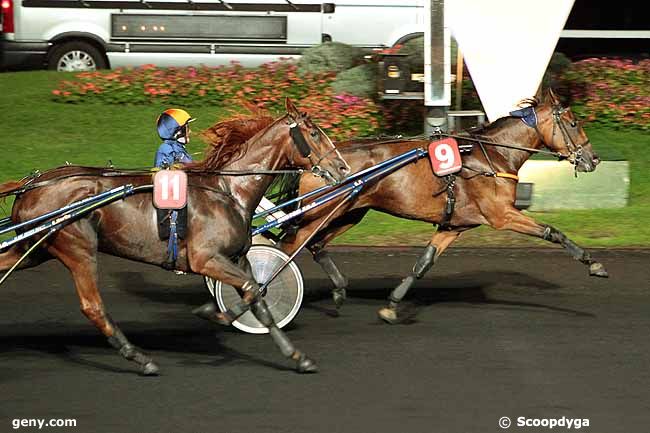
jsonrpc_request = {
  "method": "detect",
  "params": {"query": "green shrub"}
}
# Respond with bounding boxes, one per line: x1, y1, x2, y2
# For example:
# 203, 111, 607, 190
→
543, 52, 572, 99
297, 42, 363, 75
399, 36, 425, 72
332, 64, 377, 98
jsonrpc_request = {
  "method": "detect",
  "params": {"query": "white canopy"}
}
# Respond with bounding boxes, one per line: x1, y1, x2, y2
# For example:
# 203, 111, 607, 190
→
446, 0, 575, 121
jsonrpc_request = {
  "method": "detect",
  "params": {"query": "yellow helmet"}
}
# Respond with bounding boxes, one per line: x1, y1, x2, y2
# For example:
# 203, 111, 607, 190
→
156, 108, 195, 140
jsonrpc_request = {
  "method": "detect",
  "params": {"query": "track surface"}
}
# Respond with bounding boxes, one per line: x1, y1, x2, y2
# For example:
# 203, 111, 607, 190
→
1, 248, 648, 433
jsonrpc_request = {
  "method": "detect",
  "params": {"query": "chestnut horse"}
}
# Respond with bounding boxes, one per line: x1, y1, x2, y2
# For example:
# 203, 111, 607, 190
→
0, 99, 349, 375
195, 91, 603, 324
277, 90, 608, 323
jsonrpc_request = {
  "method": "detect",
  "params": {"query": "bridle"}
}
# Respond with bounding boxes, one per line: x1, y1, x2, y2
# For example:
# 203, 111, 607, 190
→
533, 104, 591, 173
287, 113, 344, 184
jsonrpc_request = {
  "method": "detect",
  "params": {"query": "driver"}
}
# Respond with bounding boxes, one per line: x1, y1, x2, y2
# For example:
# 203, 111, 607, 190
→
154, 108, 194, 272
155, 108, 195, 167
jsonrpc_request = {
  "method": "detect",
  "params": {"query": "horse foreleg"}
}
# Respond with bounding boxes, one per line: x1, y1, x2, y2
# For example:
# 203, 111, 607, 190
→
284, 208, 367, 308
490, 208, 609, 277
378, 229, 461, 324
192, 254, 318, 373
312, 248, 349, 308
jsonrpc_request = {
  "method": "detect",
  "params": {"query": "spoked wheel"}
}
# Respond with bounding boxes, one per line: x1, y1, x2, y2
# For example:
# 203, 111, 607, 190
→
47, 41, 107, 72
204, 244, 304, 334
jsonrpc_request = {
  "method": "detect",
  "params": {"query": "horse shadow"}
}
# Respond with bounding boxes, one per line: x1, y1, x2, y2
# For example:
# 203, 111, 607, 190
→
0, 322, 291, 376
110, 271, 207, 306
304, 270, 594, 319
114, 267, 594, 320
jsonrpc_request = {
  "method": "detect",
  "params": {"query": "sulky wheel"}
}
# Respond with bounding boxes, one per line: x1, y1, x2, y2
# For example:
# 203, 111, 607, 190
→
203, 244, 304, 334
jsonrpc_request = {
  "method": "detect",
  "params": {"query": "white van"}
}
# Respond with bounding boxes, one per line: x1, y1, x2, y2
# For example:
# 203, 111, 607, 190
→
1, 0, 424, 71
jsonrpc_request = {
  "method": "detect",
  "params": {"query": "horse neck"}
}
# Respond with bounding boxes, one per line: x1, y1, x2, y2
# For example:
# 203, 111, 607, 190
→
220, 120, 290, 217
483, 117, 544, 172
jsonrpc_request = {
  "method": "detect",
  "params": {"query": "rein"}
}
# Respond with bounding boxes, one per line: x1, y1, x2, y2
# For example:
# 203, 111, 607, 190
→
440, 133, 566, 159
0, 167, 306, 197
3, 110, 342, 198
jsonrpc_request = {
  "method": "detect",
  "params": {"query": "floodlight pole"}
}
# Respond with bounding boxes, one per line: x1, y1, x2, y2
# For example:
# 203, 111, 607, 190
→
424, 0, 451, 134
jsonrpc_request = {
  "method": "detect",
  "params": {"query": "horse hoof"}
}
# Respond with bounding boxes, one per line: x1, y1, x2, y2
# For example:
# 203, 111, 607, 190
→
142, 361, 160, 376
377, 307, 399, 324
192, 302, 217, 321
332, 288, 346, 309
296, 354, 319, 374
211, 312, 233, 326
589, 262, 609, 278
193, 303, 233, 326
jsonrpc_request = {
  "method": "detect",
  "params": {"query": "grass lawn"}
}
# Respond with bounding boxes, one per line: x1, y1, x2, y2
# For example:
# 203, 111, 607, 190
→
1, 71, 648, 247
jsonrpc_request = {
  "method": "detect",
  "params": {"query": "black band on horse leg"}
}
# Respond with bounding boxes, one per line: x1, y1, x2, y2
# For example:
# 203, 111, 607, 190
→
389, 275, 415, 305
252, 300, 317, 372
106, 317, 159, 375
542, 225, 593, 264
220, 280, 260, 323
313, 249, 348, 307
413, 243, 437, 278
541, 224, 607, 277
313, 249, 348, 290
388, 243, 437, 306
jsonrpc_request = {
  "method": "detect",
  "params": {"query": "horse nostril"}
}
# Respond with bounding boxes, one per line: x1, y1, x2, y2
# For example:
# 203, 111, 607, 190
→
592, 153, 600, 165
339, 166, 350, 175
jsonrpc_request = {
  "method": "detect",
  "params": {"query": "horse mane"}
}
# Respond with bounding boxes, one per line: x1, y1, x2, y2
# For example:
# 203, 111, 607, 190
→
467, 97, 541, 135
188, 106, 275, 171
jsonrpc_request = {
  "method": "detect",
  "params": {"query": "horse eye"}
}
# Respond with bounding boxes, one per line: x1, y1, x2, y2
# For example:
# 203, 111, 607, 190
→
310, 130, 319, 138
570, 121, 577, 128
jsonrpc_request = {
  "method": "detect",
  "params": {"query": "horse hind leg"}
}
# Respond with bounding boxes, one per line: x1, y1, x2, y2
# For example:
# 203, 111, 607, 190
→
50, 227, 159, 376
73, 262, 159, 375
378, 229, 462, 324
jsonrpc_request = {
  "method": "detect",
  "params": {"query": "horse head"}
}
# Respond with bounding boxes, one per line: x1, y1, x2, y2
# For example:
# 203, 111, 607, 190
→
536, 89, 600, 172
284, 98, 351, 183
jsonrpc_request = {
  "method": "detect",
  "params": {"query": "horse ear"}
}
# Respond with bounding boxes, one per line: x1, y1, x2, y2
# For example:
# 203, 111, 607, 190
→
547, 88, 561, 105
285, 97, 300, 119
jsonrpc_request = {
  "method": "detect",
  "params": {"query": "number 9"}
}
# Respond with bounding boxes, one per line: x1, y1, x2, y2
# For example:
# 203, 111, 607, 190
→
435, 143, 455, 169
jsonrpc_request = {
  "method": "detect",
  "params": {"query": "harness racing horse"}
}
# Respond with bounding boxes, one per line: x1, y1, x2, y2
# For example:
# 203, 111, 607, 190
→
277, 90, 608, 323
0, 99, 350, 375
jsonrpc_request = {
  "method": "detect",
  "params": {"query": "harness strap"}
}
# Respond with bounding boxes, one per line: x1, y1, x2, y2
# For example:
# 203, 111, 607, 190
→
163, 210, 180, 270
439, 174, 456, 229
494, 172, 519, 181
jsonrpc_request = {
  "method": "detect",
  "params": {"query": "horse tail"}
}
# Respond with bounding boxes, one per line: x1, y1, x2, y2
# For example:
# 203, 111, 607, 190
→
0, 179, 27, 198
0, 242, 51, 275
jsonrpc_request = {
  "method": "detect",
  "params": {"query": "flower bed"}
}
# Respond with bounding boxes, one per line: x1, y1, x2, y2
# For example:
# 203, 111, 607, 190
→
52, 57, 650, 136
51, 61, 380, 140
564, 58, 650, 131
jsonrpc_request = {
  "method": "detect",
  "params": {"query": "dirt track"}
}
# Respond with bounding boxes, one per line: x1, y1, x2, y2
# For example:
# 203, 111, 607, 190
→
0, 247, 648, 433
